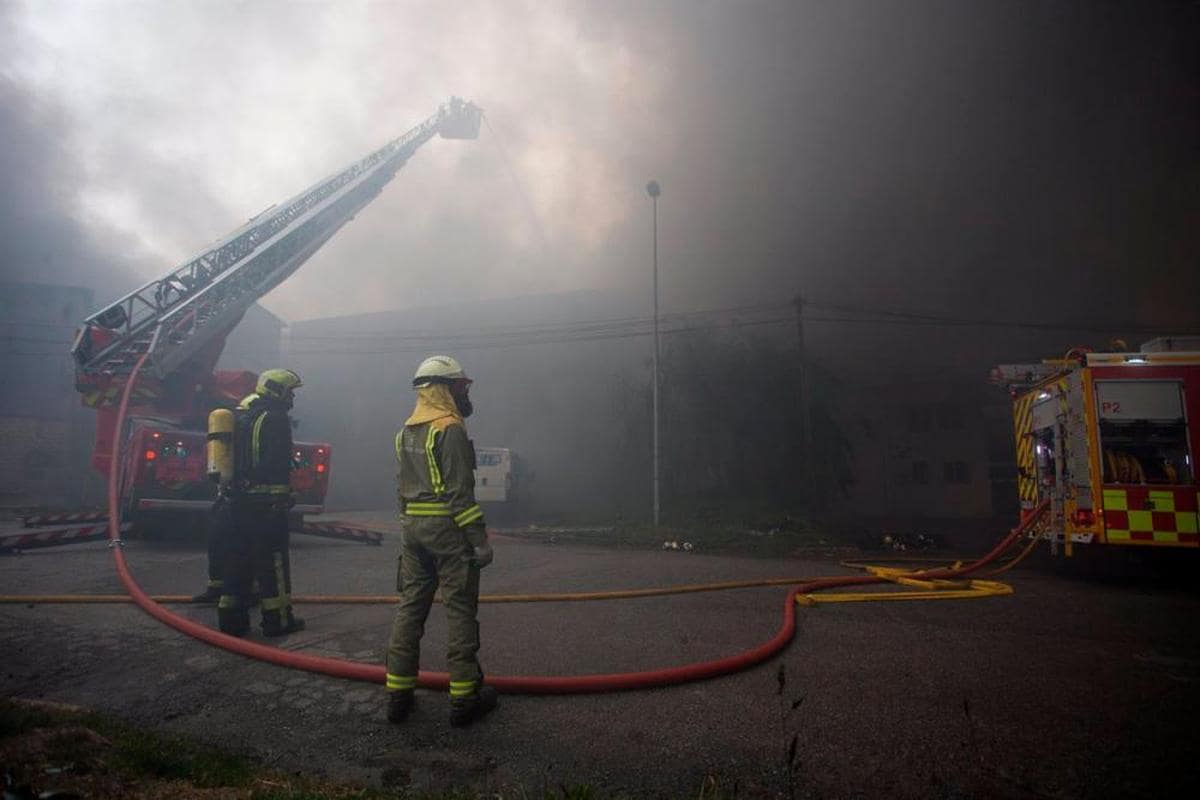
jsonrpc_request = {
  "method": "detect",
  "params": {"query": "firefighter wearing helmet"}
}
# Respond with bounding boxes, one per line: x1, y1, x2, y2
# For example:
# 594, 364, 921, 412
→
215, 368, 307, 638
385, 355, 497, 727
192, 390, 263, 605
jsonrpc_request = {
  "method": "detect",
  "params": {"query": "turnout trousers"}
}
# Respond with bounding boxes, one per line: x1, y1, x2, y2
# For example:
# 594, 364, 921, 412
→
386, 516, 483, 695
204, 500, 234, 594
218, 499, 298, 632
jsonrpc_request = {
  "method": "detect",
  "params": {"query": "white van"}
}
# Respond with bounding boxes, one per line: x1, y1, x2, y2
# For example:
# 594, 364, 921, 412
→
474, 447, 513, 503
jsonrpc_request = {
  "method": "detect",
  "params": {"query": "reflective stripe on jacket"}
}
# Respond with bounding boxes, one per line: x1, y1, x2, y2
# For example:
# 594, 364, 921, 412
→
395, 416, 483, 529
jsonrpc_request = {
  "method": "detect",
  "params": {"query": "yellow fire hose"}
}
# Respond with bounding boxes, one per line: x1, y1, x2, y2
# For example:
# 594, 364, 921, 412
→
0, 575, 824, 606
797, 535, 1044, 606
0, 536, 1043, 608
796, 574, 1013, 606
0, 555, 1028, 607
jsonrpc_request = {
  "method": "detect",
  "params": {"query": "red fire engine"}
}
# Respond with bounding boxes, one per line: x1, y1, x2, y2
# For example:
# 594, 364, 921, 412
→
991, 336, 1200, 556
3, 99, 482, 551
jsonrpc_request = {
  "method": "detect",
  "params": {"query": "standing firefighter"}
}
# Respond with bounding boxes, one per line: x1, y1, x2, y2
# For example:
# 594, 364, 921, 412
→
216, 370, 307, 638
194, 392, 259, 604
386, 356, 496, 727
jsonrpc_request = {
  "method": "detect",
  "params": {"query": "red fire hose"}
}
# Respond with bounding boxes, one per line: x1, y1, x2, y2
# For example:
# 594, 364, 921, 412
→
106, 356, 1040, 694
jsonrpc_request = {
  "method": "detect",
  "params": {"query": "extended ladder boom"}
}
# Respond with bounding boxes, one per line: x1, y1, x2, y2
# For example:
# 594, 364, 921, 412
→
72, 98, 481, 384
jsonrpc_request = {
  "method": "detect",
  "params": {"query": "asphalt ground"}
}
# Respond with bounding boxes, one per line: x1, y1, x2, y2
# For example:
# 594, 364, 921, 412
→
1, 516, 1198, 798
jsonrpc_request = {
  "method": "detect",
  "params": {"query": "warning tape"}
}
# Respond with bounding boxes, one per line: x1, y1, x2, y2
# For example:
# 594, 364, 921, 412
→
294, 521, 383, 546
1, 522, 132, 553
22, 511, 108, 528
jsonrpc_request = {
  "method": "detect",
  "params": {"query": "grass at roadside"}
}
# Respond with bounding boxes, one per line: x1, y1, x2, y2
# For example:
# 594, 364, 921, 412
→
2, 696, 259, 798
1, 697, 435, 798
3, 697, 682, 799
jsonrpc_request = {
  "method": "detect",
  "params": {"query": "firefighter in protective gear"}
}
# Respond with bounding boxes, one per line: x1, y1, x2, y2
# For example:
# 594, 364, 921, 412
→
385, 356, 497, 727
193, 394, 259, 604
216, 370, 306, 637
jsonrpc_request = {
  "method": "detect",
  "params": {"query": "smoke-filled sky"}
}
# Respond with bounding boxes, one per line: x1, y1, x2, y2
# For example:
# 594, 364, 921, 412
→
2, 0, 1196, 331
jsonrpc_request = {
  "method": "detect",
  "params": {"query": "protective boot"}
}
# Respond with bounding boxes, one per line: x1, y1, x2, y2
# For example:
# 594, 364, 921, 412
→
217, 603, 250, 637
386, 690, 415, 723
261, 608, 306, 637
449, 686, 498, 728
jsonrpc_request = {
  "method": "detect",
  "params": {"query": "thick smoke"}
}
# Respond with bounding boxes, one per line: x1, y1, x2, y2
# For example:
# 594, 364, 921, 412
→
0, 77, 145, 292
2, 1, 1197, 520
3, 1, 1195, 339
572, 1, 1200, 339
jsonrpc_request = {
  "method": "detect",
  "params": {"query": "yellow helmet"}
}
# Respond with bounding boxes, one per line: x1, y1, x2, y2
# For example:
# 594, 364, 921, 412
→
256, 369, 302, 402
412, 355, 468, 387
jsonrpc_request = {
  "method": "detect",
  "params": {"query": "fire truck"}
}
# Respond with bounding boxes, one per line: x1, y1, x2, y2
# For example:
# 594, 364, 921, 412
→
991, 336, 1199, 556
4, 99, 483, 551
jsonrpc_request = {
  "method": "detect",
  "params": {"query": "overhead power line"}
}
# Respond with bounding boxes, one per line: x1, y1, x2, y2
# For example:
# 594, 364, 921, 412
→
288, 302, 789, 342
283, 297, 1180, 356
804, 303, 1184, 335
288, 314, 796, 355
7, 298, 1176, 360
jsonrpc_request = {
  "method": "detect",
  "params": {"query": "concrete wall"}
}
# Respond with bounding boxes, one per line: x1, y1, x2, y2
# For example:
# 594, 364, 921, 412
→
218, 303, 285, 374
0, 417, 72, 507
286, 290, 646, 518
286, 291, 1016, 524
835, 379, 1006, 523
0, 282, 97, 508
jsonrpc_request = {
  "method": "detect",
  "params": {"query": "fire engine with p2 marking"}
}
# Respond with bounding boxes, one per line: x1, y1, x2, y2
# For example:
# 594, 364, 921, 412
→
990, 336, 1200, 556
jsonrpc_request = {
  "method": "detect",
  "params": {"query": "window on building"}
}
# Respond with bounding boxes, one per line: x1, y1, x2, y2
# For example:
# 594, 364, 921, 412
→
911, 460, 931, 485
943, 461, 970, 484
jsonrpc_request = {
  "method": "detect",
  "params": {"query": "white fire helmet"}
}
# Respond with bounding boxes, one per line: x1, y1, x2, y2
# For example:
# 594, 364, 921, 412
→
412, 355, 468, 387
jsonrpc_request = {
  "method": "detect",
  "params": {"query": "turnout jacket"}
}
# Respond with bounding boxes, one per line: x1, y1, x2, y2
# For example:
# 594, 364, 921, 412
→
234, 395, 294, 499
395, 384, 485, 531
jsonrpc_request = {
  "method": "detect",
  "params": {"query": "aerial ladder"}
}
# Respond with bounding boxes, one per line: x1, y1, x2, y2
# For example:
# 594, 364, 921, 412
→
4, 98, 483, 553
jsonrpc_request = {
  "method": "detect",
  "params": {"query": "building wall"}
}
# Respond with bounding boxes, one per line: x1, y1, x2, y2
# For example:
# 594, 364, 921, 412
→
0, 282, 96, 508
0, 417, 71, 507
287, 291, 1021, 524
837, 380, 1002, 522
218, 303, 285, 374
286, 290, 648, 517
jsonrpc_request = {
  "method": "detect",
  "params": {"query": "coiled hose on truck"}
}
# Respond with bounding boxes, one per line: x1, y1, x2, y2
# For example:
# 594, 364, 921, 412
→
102, 354, 1043, 694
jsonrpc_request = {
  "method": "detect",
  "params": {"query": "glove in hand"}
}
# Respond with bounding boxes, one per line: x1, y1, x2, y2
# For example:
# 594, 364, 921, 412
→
466, 524, 493, 568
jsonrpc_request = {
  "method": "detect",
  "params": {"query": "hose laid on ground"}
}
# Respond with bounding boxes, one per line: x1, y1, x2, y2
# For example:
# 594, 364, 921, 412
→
981, 523, 1045, 575
785, 506, 1046, 615
0, 575, 836, 605
101, 353, 1045, 694
839, 527, 1045, 578
0, 575, 823, 605
799, 583, 1012, 604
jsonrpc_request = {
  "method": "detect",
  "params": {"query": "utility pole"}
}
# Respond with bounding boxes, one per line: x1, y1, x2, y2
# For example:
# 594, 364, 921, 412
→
794, 295, 812, 503
647, 180, 662, 527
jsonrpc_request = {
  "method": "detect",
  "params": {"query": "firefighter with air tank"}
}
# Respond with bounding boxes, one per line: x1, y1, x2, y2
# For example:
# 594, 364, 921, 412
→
206, 369, 306, 638
385, 355, 497, 727
194, 391, 260, 605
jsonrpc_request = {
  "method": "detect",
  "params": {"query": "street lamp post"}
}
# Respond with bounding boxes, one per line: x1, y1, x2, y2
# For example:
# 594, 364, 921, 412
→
646, 179, 661, 527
